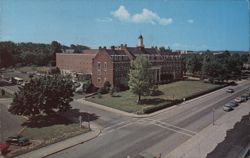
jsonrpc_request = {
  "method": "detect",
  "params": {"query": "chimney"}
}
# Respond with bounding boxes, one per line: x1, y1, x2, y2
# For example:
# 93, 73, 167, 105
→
104, 46, 106, 49
111, 45, 115, 50
99, 46, 102, 49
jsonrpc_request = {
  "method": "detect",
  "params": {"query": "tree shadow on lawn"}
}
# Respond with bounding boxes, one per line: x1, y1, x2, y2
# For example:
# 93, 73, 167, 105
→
21, 114, 73, 128
65, 109, 99, 122
150, 90, 164, 96
22, 109, 99, 128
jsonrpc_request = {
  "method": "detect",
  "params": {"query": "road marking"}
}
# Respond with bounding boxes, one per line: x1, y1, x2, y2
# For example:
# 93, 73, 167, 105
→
153, 123, 193, 137
100, 118, 138, 136
102, 120, 131, 132
144, 118, 197, 135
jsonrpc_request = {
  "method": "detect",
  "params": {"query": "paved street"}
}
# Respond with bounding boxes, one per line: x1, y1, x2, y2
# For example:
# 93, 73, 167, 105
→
46, 80, 250, 158
0, 98, 23, 142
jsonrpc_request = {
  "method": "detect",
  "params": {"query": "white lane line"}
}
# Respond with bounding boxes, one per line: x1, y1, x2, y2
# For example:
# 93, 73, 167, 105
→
100, 118, 138, 136
144, 118, 197, 135
152, 123, 193, 137
102, 120, 131, 132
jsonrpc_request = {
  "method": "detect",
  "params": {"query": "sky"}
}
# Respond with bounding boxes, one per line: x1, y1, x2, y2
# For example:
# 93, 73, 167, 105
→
0, 0, 249, 51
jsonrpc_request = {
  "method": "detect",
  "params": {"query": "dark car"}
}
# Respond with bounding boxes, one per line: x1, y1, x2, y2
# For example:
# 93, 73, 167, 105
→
229, 100, 239, 107
223, 103, 234, 111
241, 95, 248, 102
6, 135, 30, 146
226, 88, 234, 93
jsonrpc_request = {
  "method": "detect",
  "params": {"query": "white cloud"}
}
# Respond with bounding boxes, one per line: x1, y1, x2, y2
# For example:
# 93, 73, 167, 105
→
131, 9, 159, 24
96, 17, 113, 23
159, 18, 173, 25
111, 6, 173, 26
111, 5, 130, 21
187, 19, 194, 24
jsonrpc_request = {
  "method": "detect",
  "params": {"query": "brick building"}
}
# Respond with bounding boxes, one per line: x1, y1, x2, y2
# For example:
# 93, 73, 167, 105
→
56, 35, 183, 88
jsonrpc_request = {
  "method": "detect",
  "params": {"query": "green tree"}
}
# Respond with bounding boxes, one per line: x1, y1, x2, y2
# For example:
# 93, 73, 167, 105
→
186, 54, 203, 75
82, 80, 92, 93
202, 55, 227, 83
128, 56, 153, 104
9, 75, 74, 117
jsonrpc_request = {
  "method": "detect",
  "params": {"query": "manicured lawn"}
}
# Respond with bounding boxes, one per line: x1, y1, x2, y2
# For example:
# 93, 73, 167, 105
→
7, 114, 89, 157
20, 115, 89, 141
87, 80, 223, 114
157, 80, 221, 100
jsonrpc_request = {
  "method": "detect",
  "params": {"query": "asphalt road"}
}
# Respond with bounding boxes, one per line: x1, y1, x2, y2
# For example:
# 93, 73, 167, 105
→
0, 98, 23, 142
47, 79, 250, 158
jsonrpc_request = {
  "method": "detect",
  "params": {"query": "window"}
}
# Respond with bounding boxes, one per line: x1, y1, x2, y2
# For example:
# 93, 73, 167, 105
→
104, 62, 107, 70
97, 78, 101, 83
97, 70, 101, 75
97, 62, 101, 70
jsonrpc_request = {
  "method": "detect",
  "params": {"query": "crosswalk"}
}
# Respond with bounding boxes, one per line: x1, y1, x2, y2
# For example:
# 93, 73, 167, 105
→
99, 118, 197, 137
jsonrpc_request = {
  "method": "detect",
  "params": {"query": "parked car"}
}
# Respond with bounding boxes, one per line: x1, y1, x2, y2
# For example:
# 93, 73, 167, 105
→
6, 135, 30, 146
229, 100, 239, 107
223, 103, 234, 112
226, 88, 234, 93
240, 95, 248, 102
0, 143, 9, 154
234, 97, 244, 103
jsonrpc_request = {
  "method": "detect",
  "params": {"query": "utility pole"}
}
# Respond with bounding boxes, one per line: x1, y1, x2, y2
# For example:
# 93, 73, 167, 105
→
87, 111, 90, 130
79, 115, 82, 129
0, 106, 3, 142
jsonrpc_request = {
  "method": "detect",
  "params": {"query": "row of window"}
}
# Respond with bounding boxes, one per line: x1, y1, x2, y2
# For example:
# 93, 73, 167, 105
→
97, 62, 107, 70
111, 55, 129, 61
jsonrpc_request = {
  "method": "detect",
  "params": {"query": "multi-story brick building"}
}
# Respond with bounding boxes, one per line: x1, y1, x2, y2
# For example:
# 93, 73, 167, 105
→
56, 35, 183, 88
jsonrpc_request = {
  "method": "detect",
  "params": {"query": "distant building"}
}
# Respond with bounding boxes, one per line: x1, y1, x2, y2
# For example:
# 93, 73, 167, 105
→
56, 35, 183, 88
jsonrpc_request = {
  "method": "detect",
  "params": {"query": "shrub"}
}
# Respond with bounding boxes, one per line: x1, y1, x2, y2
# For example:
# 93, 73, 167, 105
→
110, 86, 115, 96
143, 99, 182, 114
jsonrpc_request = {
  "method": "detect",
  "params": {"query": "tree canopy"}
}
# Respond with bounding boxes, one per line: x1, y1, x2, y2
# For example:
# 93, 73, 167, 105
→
183, 51, 245, 82
0, 41, 89, 68
128, 56, 153, 104
9, 75, 75, 117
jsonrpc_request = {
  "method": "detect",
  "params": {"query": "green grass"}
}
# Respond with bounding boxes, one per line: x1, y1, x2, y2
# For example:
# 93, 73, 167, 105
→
21, 123, 88, 141
7, 115, 89, 157
20, 115, 89, 141
87, 80, 223, 114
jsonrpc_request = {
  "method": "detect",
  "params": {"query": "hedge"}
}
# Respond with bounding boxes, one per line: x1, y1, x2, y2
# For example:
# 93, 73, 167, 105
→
143, 99, 182, 114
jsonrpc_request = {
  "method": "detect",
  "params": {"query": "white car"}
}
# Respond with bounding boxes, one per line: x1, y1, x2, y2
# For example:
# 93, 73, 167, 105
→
234, 97, 243, 103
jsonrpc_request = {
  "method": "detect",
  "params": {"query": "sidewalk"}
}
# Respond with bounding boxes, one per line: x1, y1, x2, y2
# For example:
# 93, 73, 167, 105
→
165, 101, 250, 158
15, 125, 100, 158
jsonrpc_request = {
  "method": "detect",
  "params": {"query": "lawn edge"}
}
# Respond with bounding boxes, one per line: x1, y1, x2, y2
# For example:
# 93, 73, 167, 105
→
81, 84, 229, 118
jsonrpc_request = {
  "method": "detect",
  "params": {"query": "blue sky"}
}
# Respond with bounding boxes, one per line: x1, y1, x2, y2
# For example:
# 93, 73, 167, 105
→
1, 0, 249, 51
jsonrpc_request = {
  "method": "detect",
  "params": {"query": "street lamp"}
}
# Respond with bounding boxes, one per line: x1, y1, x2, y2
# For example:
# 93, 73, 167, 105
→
87, 111, 90, 130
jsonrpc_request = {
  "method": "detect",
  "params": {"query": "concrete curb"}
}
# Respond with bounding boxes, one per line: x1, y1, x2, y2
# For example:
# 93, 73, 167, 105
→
15, 127, 101, 158
41, 128, 101, 158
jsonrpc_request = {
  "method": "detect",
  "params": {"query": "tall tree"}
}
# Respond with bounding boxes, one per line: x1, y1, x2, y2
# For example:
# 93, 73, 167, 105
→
9, 75, 74, 117
186, 54, 203, 75
128, 56, 153, 104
